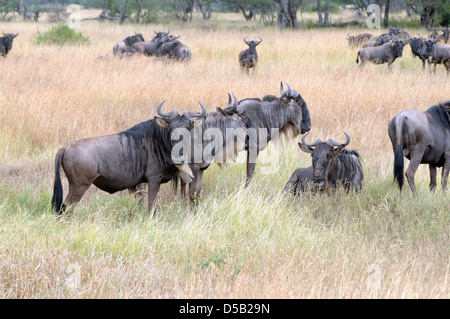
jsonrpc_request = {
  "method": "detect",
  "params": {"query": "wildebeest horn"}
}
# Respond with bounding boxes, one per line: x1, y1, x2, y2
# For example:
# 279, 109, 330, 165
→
13, 32, 18, 38
256, 36, 262, 44
244, 36, 249, 44
156, 100, 171, 118
301, 132, 321, 148
280, 81, 285, 95
196, 101, 207, 117
231, 92, 238, 111
326, 132, 351, 148
286, 82, 292, 96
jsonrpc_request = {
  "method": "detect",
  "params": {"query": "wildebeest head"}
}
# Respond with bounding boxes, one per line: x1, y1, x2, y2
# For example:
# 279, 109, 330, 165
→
1, 31, 18, 52
279, 81, 311, 135
124, 32, 145, 47
243, 36, 262, 58
425, 38, 438, 55
299, 132, 351, 190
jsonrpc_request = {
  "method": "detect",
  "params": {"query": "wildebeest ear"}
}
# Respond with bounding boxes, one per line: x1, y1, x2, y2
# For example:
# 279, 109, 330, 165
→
331, 145, 346, 156
298, 143, 314, 154
217, 107, 233, 117
191, 117, 205, 128
154, 116, 170, 128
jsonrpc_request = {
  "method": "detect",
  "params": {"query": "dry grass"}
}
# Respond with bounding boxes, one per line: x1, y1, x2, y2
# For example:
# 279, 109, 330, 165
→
0, 13, 449, 298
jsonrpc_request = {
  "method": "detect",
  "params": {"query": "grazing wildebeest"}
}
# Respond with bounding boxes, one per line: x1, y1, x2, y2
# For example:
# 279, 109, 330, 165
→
222, 82, 311, 186
356, 39, 406, 70
113, 32, 144, 57
0, 31, 19, 57
132, 31, 168, 56
427, 41, 450, 75
409, 37, 434, 70
239, 36, 262, 73
156, 33, 191, 62
174, 96, 249, 203
388, 101, 450, 194
285, 132, 363, 194
51, 101, 206, 217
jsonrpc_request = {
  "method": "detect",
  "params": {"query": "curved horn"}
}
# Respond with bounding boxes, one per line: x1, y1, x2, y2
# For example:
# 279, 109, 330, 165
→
196, 101, 207, 117
326, 132, 351, 148
231, 92, 238, 111
286, 82, 292, 96
156, 100, 171, 118
256, 36, 262, 44
2, 31, 6, 36
244, 36, 249, 44
227, 93, 232, 106
301, 132, 321, 148
13, 31, 18, 37
280, 81, 285, 95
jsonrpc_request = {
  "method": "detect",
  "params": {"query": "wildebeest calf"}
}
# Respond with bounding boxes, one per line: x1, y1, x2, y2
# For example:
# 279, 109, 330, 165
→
285, 132, 364, 194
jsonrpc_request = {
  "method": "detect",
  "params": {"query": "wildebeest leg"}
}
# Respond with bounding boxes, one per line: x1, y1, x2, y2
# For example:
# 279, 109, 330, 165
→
442, 161, 449, 191
188, 166, 201, 205
180, 179, 187, 198
245, 150, 259, 187
146, 179, 161, 216
429, 165, 437, 192
128, 183, 146, 203
405, 146, 427, 195
62, 182, 91, 218
284, 171, 299, 193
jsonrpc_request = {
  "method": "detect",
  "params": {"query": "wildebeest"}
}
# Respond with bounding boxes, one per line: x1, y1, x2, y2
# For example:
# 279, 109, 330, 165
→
113, 32, 145, 57
132, 31, 168, 56
0, 31, 19, 57
409, 37, 434, 70
222, 82, 311, 186
156, 33, 191, 62
356, 39, 406, 70
388, 101, 450, 194
174, 95, 249, 203
347, 32, 373, 48
427, 41, 450, 74
239, 36, 262, 73
51, 101, 206, 217
284, 132, 363, 194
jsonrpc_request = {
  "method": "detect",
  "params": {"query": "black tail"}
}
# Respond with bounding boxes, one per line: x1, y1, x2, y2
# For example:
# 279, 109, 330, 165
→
51, 148, 65, 213
171, 174, 179, 196
356, 51, 360, 64
393, 120, 406, 190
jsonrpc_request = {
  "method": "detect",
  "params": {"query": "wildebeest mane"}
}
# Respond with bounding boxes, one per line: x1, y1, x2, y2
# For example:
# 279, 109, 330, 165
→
409, 38, 426, 57
426, 103, 450, 130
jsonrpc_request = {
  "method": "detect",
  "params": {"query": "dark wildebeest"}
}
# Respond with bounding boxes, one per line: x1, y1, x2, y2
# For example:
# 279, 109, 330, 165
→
51, 101, 206, 217
388, 101, 450, 194
132, 31, 168, 56
409, 37, 434, 70
0, 31, 19, 57
156, 33, 191, 62
356, 39, 406, 70
174, 96, 249, 203
113, 32, 145, 57
284, 132, 363, 194
427, 41, 450, 75
239, 36, 262, 73
222, 82, 311, 186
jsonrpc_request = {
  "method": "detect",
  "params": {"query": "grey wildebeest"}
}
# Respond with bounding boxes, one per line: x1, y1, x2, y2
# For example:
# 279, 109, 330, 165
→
284, 132, 363, 194
173, 96, 249, 203
222, 82, 311, 186
51, 101, 206, 217
113, 32, 145, 57
156, 33, 191, 62
239, 36, 262, 73
356, 39, 406, 70
427, 41, 450, 75
0, 31, 18, 57
409, 37, 434, 70
132, 31, 168, 56
388, 101, 450, 194
347, 32, 373, 48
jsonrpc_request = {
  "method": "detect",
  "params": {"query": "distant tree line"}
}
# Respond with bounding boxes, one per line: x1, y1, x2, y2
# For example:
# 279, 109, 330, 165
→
0, 0, 448, 28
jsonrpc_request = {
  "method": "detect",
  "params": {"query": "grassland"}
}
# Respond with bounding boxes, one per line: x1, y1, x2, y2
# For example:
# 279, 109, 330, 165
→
0, 12, 448, 298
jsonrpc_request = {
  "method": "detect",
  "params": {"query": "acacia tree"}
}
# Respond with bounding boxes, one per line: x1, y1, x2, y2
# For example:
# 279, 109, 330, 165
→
274, 0, 302, 28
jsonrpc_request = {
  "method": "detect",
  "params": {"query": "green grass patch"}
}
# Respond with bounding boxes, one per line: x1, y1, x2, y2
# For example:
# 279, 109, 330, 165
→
34, 23, 90, 46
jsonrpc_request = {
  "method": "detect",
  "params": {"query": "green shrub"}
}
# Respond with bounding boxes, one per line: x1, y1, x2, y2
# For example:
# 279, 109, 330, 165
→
34, 23, 90, 46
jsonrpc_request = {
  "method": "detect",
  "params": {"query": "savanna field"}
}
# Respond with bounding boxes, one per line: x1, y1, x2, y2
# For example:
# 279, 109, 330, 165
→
0, 11, 449, 298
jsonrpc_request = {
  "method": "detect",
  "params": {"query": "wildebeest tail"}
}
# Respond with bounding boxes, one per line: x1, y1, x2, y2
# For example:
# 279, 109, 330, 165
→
51, 147, 65, 213
356, 51, 360, 64
393, 119, 406, 190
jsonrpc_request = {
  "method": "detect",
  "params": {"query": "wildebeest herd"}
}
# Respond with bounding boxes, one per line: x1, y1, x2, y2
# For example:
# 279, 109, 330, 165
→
0, 27, 448, 217
348, 26, 450, 73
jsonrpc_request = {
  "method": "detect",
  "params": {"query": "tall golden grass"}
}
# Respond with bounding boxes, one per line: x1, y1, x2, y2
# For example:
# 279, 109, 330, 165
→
0, 14, 448, 298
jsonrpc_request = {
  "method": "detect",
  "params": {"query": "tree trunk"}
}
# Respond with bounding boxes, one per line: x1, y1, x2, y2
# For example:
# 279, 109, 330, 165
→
324, 0, 330, 25
317, 0, 323, 25
119, 0, 129, 24
383, 0, 390, 28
